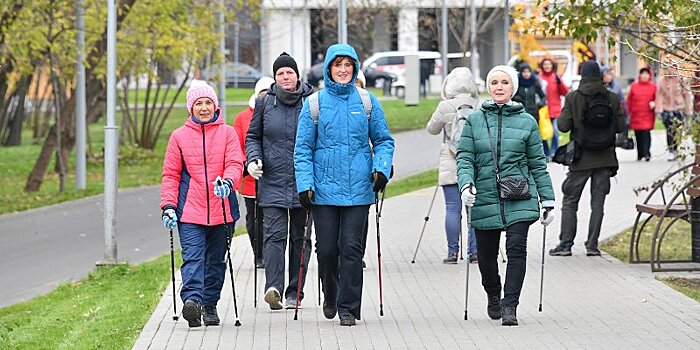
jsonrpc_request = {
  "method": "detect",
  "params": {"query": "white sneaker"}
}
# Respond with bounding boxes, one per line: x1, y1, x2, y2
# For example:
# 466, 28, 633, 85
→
264, 287, 283, 310
667, 153, 677, 161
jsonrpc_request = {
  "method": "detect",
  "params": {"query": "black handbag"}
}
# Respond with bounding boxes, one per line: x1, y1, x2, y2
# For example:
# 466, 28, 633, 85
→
483, 114, 531, 201
553, 140, 581, 166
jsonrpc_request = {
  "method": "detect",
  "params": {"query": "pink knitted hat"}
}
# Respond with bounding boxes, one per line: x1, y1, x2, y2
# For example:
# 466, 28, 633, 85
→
186, 79, 218, 114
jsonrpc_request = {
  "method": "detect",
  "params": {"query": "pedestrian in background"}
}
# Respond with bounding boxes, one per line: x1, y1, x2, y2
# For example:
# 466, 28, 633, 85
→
233, 76, 275, 267
654, 59, 693, 161
426, 67, 480, 264
549, 61, 625, 257
538, 58, 569, 158
627, 67, 657, 161
160, 79, 244, 327
513, 63, 547, 121
246, 53, 314, 310
294, 43, 395, 326
457, 65, 555, 326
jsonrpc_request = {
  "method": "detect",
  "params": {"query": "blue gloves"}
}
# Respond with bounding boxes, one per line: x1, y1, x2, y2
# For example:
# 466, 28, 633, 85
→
162, 207, 177, 230
213, 176, 233, 198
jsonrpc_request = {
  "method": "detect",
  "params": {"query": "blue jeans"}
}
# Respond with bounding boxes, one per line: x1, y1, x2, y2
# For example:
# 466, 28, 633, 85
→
549, 118, 559, 157
178, 222, 228, 307
443, 184, 477, 256
314, 205, 369, 320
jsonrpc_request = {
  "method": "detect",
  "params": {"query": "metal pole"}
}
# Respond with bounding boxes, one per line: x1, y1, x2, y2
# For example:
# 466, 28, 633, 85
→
102, 0, 119, 265
338, 0, 347, 44
234, 23, 240, 89
290, 0, 295, 50
470, 0, 478, 79
218, 2, 226, 122
441, 0, 448, 79
75, 0, 86, 190
503, 0, 510, 64
604, 26, 611, 67
260, 6, 267, 75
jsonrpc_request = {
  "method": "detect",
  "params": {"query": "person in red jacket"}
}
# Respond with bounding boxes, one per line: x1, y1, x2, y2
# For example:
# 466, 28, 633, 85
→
233, 76, 275, 268
538, 58, 569, 158
627, 67, 657, 161
160, 79, 244, 328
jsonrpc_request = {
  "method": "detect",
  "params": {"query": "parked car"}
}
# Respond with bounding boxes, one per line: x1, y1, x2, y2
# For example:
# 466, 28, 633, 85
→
201, 62, 263, 88
507, 50, 581, 90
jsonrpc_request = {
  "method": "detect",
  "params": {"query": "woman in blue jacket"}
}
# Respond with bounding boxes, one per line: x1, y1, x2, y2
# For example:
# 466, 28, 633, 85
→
294, 44, 395, 326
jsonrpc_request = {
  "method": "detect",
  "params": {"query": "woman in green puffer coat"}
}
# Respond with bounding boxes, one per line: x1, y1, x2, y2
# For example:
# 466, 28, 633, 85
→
456, 65, 555, 327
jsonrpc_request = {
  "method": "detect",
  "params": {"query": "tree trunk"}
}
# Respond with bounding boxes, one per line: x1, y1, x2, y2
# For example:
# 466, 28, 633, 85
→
4, 74, 31, 146
25, 123, 57, 192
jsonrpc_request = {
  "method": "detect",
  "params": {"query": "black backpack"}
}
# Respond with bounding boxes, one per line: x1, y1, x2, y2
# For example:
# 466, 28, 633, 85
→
578, 92, 615, 150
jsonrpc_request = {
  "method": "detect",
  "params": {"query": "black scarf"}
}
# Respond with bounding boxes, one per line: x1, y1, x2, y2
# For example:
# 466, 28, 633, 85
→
275, 83, 303, 105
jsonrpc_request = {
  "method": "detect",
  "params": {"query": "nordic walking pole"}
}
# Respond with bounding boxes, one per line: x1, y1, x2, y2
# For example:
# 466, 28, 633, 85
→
294, 210, 313, 320
169, 229, 179, 321
376, 190, 386, 316
499, 247, 506, 263
539, 223, 547, 312
218, 179, 242, 327
460, 229, 464, 260
411, 184, 439, 263
253, 182, 259, 308
464, 205, 471, 320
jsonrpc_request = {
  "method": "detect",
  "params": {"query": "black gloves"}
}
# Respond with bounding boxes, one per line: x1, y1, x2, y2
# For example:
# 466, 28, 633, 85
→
299, 190, 314, 210
372, 172, 388, 193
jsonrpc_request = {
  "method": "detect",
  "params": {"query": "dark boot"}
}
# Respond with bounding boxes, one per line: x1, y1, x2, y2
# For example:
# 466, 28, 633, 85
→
501, 305, 518, 326
442, 252, 458, 264
182, 299, 202, 327
323, 300, 337, 319
339, 314, 356, 326
487, 296, 501, 320
202, 305, 220, 326
549, 244, 572, 256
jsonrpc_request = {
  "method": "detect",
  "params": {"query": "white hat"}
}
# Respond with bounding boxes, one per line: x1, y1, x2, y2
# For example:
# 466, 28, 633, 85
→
249, 77, 275, 108
486, 65, 519, 98
356, 69, 366, 88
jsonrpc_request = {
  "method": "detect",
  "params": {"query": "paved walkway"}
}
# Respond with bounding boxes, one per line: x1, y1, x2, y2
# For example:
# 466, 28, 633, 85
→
133, 131, 700, 349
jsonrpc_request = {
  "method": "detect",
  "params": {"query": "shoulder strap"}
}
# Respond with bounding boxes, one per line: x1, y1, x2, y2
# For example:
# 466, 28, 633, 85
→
482, 113, 500, 179
259, 94, 269, 132
356, 87, 372, 119
309, 91, 320, 125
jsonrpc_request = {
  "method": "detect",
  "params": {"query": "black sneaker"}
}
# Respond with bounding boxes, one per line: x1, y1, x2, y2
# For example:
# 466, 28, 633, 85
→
182, 299, 202, 327
501, 305, 518, 326
323, 300, 337, 319
442, 253, 458, 264
362, 260, 367, 268
487, 296, 501, 320
339, 314, 356, 326
549, 245, 572, 256
202, 304, 220, 326
468, 254, 479, 264
586, 248, 601, 256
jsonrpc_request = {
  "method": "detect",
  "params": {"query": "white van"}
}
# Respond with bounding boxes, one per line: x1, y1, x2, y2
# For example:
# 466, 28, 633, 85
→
507, 50, 581, 90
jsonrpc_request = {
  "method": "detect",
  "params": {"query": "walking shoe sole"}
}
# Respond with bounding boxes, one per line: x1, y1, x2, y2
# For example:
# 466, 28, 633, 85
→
182, 301, 202, 328
502, 319, 518, 326
203, 320, 219, 326
549, 250, 572, 256
264, 289, 283, 310
586, 251, 601, 256
339, 317, 356, 326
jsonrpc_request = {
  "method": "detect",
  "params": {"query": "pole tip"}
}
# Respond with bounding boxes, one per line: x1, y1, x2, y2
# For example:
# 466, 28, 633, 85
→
538, 305, 542, 312
172, 316, 179, 321
411, 260, 415, 264
235, 320, 242, 327
294, 314, 298, 320
464, 311, 468, 320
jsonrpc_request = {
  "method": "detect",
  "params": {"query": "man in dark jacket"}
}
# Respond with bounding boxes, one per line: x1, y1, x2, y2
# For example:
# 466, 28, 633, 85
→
549, 61, 626, 257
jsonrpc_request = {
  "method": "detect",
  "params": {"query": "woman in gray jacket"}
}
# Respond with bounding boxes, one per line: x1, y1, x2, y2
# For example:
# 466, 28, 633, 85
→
426, 67, 480, 264
246, 53, 314, 310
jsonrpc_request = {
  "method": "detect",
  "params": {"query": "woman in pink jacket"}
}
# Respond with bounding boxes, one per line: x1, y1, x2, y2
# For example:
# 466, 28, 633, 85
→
538, 58, 569, 158
160, 80, 244, 328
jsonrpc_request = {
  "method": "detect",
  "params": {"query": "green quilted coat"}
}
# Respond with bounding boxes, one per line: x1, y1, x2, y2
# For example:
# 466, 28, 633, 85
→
456, 100, 555, 230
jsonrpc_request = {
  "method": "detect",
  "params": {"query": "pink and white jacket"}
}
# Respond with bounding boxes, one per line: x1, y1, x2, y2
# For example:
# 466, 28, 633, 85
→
160, 111, 244, 226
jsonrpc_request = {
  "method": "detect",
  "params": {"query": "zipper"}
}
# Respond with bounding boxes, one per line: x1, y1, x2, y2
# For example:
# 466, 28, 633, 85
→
201, 125, 211, 225
496, 107, 507, 227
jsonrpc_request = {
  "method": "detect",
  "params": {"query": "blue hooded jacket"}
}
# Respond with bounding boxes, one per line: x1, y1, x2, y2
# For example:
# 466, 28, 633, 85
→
294, 44, 395, 206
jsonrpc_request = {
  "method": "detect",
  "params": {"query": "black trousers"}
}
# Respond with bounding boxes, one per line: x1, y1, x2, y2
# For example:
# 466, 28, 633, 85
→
314, 205, 370, 319
634, 130, 651, 160
559, 168, 611, 251
244, 197, 264, 263
475, 221, 532, 307
661, 111, 684, 153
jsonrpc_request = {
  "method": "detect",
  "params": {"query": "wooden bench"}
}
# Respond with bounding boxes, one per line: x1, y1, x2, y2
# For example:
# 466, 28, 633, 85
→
630, 145, 700, 272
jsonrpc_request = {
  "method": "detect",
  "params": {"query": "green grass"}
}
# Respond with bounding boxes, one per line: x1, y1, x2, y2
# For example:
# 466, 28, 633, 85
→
662, 277, 700, 302
382, 98, 440, 133
384, 168, 438, 198
600, 217, 691, 263
0, 253, 180, 350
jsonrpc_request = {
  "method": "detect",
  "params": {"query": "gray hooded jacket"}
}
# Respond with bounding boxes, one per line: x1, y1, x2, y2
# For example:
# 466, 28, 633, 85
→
426, 67, 480, 186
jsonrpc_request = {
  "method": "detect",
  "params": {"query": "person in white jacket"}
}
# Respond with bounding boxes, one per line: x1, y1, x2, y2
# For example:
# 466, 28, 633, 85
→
426, 67, 480, 264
